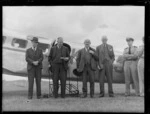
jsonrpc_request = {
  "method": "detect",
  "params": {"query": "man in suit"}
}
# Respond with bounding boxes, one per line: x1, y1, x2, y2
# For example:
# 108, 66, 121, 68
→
123, 37, 139, 97
25, 37, 43, 99
76, 39, 98, 98
48, 37, 70, 98
96, 36, 115, 97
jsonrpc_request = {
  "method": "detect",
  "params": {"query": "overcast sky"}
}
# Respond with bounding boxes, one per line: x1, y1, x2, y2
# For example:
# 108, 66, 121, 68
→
3, 6, 144, 52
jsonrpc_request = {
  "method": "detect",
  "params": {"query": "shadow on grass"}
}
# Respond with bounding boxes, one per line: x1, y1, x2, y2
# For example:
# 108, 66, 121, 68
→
3, 90, 28, 98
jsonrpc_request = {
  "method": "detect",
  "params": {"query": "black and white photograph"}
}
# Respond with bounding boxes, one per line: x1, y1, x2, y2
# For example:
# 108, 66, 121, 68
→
2, 6, 145, 112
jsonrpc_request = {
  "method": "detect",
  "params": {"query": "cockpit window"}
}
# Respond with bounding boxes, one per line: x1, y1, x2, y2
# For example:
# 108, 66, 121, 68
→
3, 36, 6, 44
38, 43, 49, 53
11, 38, 27, 48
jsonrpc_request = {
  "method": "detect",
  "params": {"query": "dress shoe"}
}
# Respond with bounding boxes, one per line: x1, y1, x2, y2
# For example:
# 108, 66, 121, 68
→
28, 96, 32, 99
37, 96, 41, 99
135, 94, 140, 97
90, 95, 94, 98
125, 93, 130, 97
54, 96, 58, 98
109, 94, 114, 97
80, 94, 87, 98
99, 94, 104, 98
140, 93, 144, 97
61, 96, 65, 98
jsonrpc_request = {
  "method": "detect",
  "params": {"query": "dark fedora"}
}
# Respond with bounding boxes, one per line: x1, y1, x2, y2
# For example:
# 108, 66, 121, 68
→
126, 37, 134, 42
31, 37, 39, 43
73, 69, 83, 77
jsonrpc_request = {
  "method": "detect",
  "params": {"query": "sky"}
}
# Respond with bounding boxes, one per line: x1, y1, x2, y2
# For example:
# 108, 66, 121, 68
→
3, 6, 144, 52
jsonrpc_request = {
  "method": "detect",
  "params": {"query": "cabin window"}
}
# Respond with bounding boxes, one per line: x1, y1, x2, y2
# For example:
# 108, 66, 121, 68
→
11, 38, 27, 48
3, 36, 6, 44
38, 43, 49, 53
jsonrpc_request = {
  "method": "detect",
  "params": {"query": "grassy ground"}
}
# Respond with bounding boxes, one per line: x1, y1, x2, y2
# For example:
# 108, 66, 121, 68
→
2, 79, 144, 112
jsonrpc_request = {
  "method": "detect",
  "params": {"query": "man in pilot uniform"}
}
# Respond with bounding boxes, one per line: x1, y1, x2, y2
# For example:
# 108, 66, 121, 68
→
123, 37, 139, 96
137, 37, 144, 96
26, 37, 43, 99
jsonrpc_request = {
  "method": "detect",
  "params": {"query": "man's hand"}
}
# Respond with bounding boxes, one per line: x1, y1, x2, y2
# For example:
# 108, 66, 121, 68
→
98, 65, 101, 70
33, 61, 38, 66
89, 50, 94, 54
77, 68, 82, 72
48, 64, 51, 68
63, 57, 69, 61
100, 64, 104, 69
111, 60, 115, 64
61, 57, 69, 61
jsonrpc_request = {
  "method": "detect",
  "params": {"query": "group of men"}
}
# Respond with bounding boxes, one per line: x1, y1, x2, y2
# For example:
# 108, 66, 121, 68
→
25, 36, 144, 100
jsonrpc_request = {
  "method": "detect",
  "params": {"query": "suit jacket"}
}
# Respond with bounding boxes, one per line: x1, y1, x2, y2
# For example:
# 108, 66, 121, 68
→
76, 47, 98, 72
48, 45, 70, 70
96, 44, 115, 67
26, 47, 43, 70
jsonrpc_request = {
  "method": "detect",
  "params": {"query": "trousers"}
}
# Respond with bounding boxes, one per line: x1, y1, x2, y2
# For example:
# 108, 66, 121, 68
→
137, 58, 144, 96
28, 66, 42, 97
99, 61, 113, 95
82, 64, 95, 96
124, 61, 139, 95
52, 63, 66, 97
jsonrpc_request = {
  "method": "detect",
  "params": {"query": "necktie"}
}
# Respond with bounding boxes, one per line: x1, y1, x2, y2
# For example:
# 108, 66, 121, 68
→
104, 44, 106, 57
33, 47, 36, 52
129, 47, 131, 54
87, 48, 89, 52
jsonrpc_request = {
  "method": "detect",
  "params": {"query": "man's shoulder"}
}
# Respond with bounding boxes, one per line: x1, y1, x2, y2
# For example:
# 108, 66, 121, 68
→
63, 45, 68, 50
90, 47, 96, 51
81, 48, 85, 51
37, 47, 43, 51
26, 47, 32, 52
124, 47, 128, 50
78, 48, 84, 53
107, 44, 113, 48
51, 45, 57, 50
96, 45, 101, 48
133, 46, 137, 48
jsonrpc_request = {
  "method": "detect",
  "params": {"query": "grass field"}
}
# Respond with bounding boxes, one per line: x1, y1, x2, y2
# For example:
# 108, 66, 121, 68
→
2, 79, 144, 112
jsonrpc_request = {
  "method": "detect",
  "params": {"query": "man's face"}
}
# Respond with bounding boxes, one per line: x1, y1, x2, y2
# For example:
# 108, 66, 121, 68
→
84, 42, 90, 48
127, 40, 133, 46
102, 37, 107, 44
57, 38, 63, 47
31, 41, 38, 47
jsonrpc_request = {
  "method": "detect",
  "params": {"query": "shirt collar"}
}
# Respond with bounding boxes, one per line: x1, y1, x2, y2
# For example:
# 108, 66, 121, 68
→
103, 43, 107, 47
85, 47, 89, 51
57, 45, 62, 49
32, 46, 37, 50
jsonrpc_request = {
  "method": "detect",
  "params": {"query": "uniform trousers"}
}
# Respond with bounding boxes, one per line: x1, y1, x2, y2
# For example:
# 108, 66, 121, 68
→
124, 60, 139, 95
137, 58, 144, 96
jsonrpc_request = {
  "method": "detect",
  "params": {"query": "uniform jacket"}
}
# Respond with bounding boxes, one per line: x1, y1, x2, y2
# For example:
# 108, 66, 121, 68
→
96, 44, 115, 66
48, 45, 70, 70
123, 46, 138, 61
76, 47, 98, 72
26, 47, 43, 70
